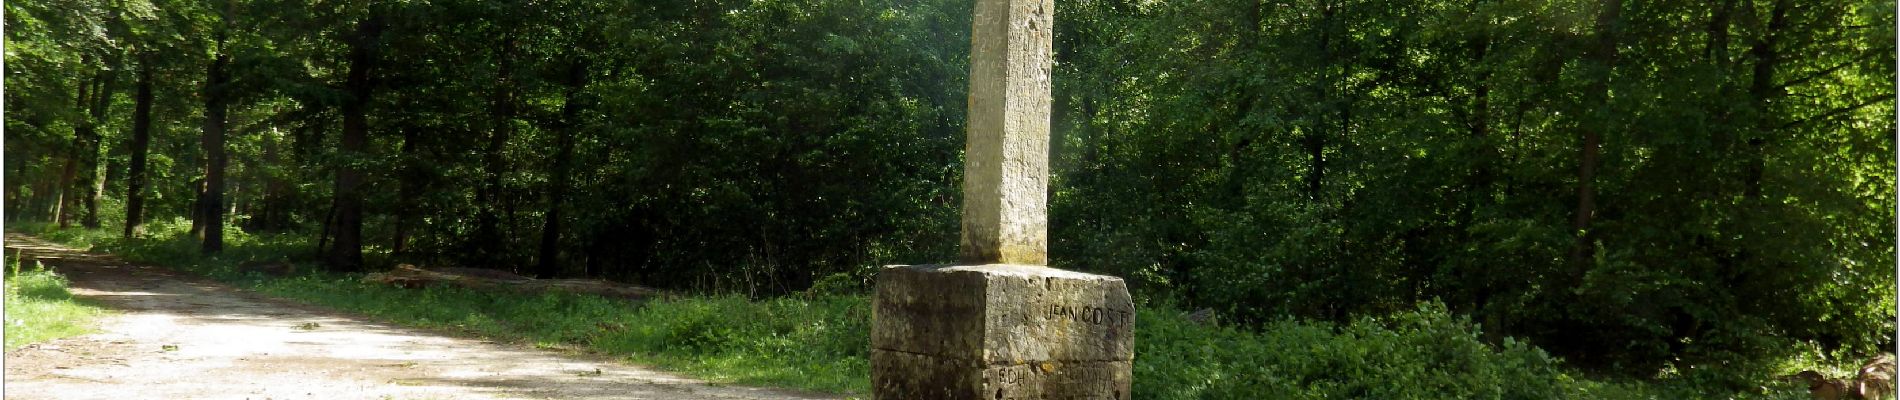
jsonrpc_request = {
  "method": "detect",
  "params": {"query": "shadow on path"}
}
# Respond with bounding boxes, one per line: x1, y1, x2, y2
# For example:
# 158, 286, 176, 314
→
3, 233, 840, 400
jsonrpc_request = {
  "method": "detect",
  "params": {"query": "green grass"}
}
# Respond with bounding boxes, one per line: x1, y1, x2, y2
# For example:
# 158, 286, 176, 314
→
4, 257, 110, 351
11, 222, 1836, 399
247, 277, 874, 394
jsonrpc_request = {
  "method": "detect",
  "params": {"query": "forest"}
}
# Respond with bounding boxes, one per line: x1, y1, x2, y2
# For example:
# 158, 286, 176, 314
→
5, 0, 1895, 391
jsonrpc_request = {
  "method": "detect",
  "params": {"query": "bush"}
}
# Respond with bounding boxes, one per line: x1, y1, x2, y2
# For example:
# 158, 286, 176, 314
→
1136, 302, 1568, 400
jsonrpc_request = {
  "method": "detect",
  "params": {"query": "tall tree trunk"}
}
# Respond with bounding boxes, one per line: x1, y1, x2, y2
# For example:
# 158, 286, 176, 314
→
315, 202, 335, 255
1304, 2, 1337, 202
1702, 0, 1740, 189
393, 127, 417, 255
190, 178, 206, 238
202, 34, 231, 254
478, 32, 519, 268
1569, 0, 1622, 270
4, 149, 22, 222
25, 170, 44, 221
254, 123, 289, 232
538, 59, 588, 279
125, 51, 156, 238
1744, 0, 1789, 200
1460, 14, 1502, 344
47, 171, 63, 221
36, 169, 58, 222
55, 152, 79, 228
57, 71, 96, 228
327, 14, 383, 272
1706, 0, 1735, 63
54, 157, 77, 228
82, 70, 116, 229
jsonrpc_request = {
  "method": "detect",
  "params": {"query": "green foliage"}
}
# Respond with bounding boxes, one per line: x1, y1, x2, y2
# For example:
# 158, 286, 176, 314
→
12, 228, 1856, 398
3, 257, 110, 350
1135, 303, 1565, 400
1047, 0, 1896, 374
7, 0, 1893, 383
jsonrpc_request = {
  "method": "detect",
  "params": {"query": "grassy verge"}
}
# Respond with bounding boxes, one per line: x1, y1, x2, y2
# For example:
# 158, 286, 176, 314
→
255, 277, 874, 393
15, 222, 1829, 399
4, 257, 111, 350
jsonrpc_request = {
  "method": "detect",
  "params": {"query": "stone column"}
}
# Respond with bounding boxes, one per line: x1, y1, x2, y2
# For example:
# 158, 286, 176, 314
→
959, 0, 1052, 266
870, 0, 1134, 396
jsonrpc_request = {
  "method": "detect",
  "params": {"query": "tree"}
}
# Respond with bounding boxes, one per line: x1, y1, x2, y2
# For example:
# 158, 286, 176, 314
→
124, 49, 155, 238
326, 12, 384, 272
7, 0, 1890, 378
200, 21, 231, 253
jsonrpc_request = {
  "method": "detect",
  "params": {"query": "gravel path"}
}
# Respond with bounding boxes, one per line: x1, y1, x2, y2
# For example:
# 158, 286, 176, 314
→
2, 233, 840, 400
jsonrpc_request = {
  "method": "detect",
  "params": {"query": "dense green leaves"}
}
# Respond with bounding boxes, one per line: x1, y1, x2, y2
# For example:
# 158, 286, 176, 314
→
1048, 0, 1896, 374
5, 0, 1892, 381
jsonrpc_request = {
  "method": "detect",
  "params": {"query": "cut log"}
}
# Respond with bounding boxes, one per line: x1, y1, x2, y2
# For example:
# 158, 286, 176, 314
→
363, 264, 663, 300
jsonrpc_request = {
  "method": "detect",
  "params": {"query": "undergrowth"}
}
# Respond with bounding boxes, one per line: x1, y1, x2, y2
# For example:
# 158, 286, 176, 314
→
11, 222, 1835, 399
4, 256, 110, 350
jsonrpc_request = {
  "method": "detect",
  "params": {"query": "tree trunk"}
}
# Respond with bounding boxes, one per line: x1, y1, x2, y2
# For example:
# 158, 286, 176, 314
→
1744, 0, 1789, 200
328, 14, 384, 272
82, 70, 116, 229
538, 59, 588, 279
316, 201, 335, 255
189, 178, 206, 238
230, 180, 242, 217
124, 51, 156, 238
202, 34, 231, 254
4, 149, 23, 222
35, 169, 58, 222
393, 127, 417, 255
477, 32, 519, 268
253, 122, 290, 232
1462, 18, 1503, 344
56, 71, 96, 228
1304, 2, 1337, 202
1706, 0, 1735, 62
1569, 0, 1622, 270
55, 151, 79, 228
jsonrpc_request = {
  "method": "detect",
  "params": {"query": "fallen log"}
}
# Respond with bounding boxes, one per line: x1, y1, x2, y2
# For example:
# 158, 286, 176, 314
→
364, 264, 663, 301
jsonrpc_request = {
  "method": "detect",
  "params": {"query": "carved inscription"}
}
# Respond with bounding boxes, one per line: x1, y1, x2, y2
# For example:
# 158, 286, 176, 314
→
1044, 303, 1131, 327
986, 363, 1127, 400
872, 265, 1134, 399
994, 365, 1027, 385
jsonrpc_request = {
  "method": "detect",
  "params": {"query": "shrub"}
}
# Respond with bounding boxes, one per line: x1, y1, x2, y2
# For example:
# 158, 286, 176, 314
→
1135, 302, 1567, 400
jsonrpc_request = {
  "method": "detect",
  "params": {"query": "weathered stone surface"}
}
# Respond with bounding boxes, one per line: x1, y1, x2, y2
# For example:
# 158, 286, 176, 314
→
873, 264, 1133, 362
872, 350, 1131, 400
882, 0, 1134, 394
873, 265, 990, 361
960, 0, 1054, 266
872, 264, 1133, 399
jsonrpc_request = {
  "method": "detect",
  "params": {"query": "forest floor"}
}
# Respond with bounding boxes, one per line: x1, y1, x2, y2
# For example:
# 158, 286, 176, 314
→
1, 233, 838, 400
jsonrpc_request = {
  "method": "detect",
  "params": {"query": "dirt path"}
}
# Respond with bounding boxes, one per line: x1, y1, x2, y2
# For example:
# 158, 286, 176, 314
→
2, 234, 841, 400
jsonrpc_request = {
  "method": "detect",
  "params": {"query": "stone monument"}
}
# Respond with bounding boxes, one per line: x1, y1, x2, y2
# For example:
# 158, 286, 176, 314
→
869, 0, 1135, 395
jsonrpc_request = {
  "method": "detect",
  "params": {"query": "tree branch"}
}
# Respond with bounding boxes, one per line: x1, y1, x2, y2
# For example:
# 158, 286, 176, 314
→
1779, 93, 1895, 130
1775, 50, 1883, 93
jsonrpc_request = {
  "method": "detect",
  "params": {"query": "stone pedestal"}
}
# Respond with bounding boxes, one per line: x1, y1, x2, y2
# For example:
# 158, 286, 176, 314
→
872, 264, 1133, 400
